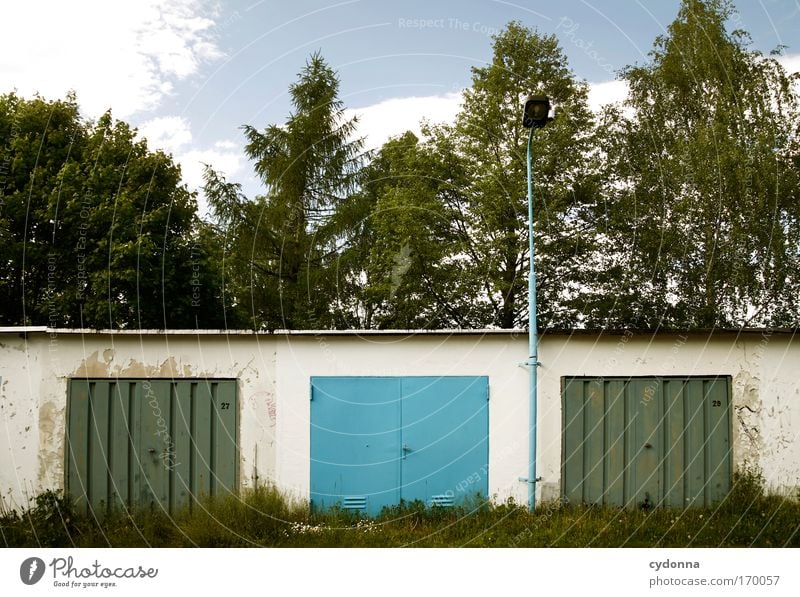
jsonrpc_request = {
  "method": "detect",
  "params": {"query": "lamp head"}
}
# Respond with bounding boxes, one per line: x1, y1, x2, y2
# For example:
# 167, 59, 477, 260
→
522, 95, 553, 129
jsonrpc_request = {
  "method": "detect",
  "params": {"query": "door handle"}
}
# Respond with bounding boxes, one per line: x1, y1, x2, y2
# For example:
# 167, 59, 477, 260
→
644, 443, 653, 449
402, 444, 413, 459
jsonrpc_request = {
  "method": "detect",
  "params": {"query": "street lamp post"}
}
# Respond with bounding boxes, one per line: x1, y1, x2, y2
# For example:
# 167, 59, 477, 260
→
521, 95, 552, 512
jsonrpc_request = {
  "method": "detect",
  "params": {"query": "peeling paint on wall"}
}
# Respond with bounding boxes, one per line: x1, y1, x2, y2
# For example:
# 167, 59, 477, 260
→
37, 399, 64, 488
72, 352, 201, 378
71, 352, 263, 381
732, 366, 762, 471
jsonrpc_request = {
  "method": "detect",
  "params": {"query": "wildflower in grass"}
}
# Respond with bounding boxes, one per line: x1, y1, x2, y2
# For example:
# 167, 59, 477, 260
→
290, 522, 326, 534
354, 520, 377, 533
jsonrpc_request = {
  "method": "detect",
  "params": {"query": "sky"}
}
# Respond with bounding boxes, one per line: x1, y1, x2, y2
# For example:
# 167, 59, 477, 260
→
3, 0, 799, 215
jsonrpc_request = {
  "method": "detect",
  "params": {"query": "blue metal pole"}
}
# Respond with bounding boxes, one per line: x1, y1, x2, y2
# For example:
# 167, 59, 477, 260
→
526, 126, 538, 512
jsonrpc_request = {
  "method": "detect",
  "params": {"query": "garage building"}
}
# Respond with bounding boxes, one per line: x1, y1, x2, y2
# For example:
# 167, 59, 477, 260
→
0, 327, 797, 514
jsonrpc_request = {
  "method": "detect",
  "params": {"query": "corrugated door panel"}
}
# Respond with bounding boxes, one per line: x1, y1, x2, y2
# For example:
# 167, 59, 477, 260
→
172, 382, 193, 511
129, 382, 143, 507
212, 380, 237, 498
561, 376, 731, 509
632, 379, 662, 507
604, 380, 626, 506
583, 379, 604, 505
192, 380, 213, 500
562, 379, 584, 505
66, 379, 237, 516
108, 381, 132, 510
663, 379, 685, 507
684, 380, 706, 507
622, 381, 637, 507
139, 380, 170, 510
66, 381, 90, 514
705, 378, 731, 504
87, 381, 111, 513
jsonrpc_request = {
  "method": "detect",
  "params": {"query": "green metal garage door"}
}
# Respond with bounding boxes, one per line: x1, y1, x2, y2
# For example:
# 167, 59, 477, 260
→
66, 379, 237, 515
562, 376, 731, 508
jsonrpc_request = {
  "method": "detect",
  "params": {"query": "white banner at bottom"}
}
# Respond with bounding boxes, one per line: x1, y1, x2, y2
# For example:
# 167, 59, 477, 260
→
1, 548, 797, 597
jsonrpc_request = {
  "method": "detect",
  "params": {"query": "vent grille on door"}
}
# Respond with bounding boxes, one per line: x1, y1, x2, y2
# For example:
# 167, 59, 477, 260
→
342, 496, 367, 510
430, 494, 455, 507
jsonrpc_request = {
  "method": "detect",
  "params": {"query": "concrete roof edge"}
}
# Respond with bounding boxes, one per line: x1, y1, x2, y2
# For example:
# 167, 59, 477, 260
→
0, 326, 796, 336
0, 326, 48, 333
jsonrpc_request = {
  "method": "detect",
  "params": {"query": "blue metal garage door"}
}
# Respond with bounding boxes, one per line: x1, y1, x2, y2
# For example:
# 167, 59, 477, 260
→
311, 376, 489, 515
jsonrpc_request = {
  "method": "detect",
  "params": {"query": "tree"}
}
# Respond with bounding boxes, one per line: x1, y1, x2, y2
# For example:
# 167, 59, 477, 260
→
205, 52, 365, 329
330, 131, 484, 328
0, 92, 229, 328
367, 22, 599, 329
595, 0, 800, 328
0, 92, 82, 326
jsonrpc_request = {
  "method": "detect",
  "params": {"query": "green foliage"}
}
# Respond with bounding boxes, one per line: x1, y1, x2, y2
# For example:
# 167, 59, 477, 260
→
206, 26, 602, 331
5, 2, 798, 331
0, 93, 230, 328
593, 0, 800, 328
370, 22, 600, 329
331, 132, 480, 327
3, 482, 798, 547
451, 22, 600, 329
0, 490, 79, 547
339, 4, 800, 330
206, 52, 365, 330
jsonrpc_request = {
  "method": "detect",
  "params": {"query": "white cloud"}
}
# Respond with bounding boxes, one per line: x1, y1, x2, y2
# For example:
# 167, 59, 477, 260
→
776, 53, 800, 94
179, 143, 245, 196
0, 0, 222, 119
136, 116, 244, 217
345, 92, 463, 150
583, 54, 800, 116
587, 80, 629, 112
179, 141, 246, 218
138, 116, 193, 154
213, 140, 238, 150
347, 82, 634, 149
776, 53, 800, 75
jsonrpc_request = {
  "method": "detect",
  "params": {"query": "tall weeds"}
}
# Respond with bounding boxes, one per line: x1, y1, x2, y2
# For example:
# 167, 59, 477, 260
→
2, 478, 797, 548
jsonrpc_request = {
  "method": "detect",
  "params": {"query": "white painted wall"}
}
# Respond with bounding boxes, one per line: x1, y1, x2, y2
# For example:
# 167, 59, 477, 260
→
274, 333, 529, 505
0, 330, 277, 510
0, 328, 797, 510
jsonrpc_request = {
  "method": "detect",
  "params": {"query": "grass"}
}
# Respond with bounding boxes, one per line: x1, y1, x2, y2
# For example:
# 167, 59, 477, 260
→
2, 472, 798, 548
